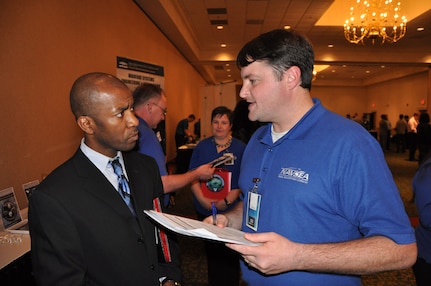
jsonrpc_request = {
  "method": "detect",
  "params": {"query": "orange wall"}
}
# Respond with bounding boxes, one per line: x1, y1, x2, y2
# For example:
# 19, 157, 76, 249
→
0, 0, 206, 207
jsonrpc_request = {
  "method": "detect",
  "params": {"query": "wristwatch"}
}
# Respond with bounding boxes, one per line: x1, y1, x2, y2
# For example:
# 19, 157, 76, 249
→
160, 278, 181, 286
224, 198, 231, 207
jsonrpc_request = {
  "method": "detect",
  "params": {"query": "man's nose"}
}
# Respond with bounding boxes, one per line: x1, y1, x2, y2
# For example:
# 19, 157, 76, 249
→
127, 110, 139, 127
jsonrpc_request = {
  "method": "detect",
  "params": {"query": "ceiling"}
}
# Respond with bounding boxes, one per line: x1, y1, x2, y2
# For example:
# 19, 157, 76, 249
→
135, 0, 431, 86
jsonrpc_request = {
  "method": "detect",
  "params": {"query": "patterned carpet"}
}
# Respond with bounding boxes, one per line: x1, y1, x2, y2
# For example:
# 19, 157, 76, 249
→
167, 146, 419, 285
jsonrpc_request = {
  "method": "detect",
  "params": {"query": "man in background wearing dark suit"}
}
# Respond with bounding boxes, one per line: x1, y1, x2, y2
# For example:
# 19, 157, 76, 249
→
29, 72, 181, 286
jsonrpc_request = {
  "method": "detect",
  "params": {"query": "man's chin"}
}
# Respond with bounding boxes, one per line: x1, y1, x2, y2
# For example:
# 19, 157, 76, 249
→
122, 140, 138, 152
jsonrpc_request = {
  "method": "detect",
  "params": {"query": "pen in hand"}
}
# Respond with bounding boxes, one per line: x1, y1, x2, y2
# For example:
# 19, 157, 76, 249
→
211, 202, 217, 225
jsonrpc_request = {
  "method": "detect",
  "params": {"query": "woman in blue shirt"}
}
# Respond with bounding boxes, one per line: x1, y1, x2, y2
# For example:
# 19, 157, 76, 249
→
189, 106, 245, 286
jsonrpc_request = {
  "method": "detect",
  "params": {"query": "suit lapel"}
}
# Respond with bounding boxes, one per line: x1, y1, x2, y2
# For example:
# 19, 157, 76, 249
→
123, 152, 165, 240
72, 150, 139, 221
123, 152, 161, 213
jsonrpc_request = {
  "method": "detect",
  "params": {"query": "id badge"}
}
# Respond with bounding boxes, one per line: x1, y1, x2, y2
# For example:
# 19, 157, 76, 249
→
224, 152, 234, 165
246, 191, 261, 231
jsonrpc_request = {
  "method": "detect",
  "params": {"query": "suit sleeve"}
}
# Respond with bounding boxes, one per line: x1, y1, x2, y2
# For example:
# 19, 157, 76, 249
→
29, 189, 86, 286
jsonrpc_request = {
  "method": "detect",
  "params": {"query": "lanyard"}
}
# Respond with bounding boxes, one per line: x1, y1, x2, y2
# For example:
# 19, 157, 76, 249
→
250, 177, 261, 193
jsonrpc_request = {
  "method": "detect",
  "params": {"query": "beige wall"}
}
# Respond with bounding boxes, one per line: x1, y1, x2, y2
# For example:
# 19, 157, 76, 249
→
313, 85, 369, 117
367, 72, 429, 125
0, 0, 206, 207
313, 70, 429, 128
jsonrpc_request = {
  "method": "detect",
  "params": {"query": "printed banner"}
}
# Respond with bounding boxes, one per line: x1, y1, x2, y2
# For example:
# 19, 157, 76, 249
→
116, 56, 164, 90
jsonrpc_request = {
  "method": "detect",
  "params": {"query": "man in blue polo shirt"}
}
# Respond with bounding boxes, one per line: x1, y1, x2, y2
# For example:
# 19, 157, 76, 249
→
133, 83, 214, 197
208, 29, 417, 286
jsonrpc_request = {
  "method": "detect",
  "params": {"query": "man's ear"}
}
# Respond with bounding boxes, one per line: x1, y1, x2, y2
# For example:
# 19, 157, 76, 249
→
284, 66, 301, 87
77, 115, 95, 134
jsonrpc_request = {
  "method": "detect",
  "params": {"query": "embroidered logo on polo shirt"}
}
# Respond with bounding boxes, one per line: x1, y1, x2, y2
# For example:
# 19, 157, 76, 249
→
278, 167, 309, 184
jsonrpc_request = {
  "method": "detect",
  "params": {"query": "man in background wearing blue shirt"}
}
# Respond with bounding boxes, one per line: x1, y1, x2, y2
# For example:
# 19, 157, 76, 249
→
133, 84, 214, 197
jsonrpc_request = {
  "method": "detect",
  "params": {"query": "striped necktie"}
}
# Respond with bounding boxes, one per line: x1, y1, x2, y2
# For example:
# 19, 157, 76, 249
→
111, 158, 135, 215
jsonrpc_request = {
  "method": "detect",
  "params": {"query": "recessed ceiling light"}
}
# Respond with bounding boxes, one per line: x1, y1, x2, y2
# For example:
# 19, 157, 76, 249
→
220, 43, 227, 48
217, 25, 224, 30
284, 25, 291, 30
328, 44, 334, 48
417, 27, 425, 32
365, 70, 370, 73
381, 65, 385, 68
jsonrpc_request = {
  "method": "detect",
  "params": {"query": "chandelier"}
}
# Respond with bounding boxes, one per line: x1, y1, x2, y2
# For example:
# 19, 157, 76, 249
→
344, 0, 407, 44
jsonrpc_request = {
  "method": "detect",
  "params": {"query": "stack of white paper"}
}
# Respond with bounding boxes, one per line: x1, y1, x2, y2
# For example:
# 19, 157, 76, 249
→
144, 210, 260, 246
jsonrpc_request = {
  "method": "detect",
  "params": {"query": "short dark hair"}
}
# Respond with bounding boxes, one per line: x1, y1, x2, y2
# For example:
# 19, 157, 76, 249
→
132, 83, 163, 108
211, 106, 233, 123
236, 29, 314, 90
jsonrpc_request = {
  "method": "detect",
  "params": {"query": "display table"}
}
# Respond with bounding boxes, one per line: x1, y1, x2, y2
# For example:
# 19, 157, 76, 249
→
0, 232, 31, 269
0, 208, 35, 285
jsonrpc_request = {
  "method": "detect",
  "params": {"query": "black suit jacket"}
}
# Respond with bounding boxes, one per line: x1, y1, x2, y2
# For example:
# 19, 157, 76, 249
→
29, 149, 180, 286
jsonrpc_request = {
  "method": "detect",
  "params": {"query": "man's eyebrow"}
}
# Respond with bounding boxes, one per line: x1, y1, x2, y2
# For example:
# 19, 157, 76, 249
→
242, 73, 252, 80
114, 103, 131, 113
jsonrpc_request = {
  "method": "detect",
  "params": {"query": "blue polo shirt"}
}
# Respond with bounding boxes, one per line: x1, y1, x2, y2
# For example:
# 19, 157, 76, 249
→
239, 99, 415, 285
136, 117, 167, 176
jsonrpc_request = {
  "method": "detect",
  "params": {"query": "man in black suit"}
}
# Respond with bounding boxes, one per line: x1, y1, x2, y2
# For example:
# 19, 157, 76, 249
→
29, 72, 181, 286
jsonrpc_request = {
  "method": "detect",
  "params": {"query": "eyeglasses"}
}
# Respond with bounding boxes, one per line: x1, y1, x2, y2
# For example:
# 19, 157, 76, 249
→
148, 102, 167, 116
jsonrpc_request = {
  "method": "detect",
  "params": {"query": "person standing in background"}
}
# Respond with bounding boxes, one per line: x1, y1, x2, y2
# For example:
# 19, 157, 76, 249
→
29, 72, 182, 286
207, 29, 416, 285
194, 118, 201, 141
133, 84, 214, 198
395, 114, 407, 153
175, 114, 195, 148
412, 150, 431, 286
379, 114, 390, 151
408, 113, 419, 161
386, 115, 392, 150
405, 114, 411, 148
189, 106, 246, 286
